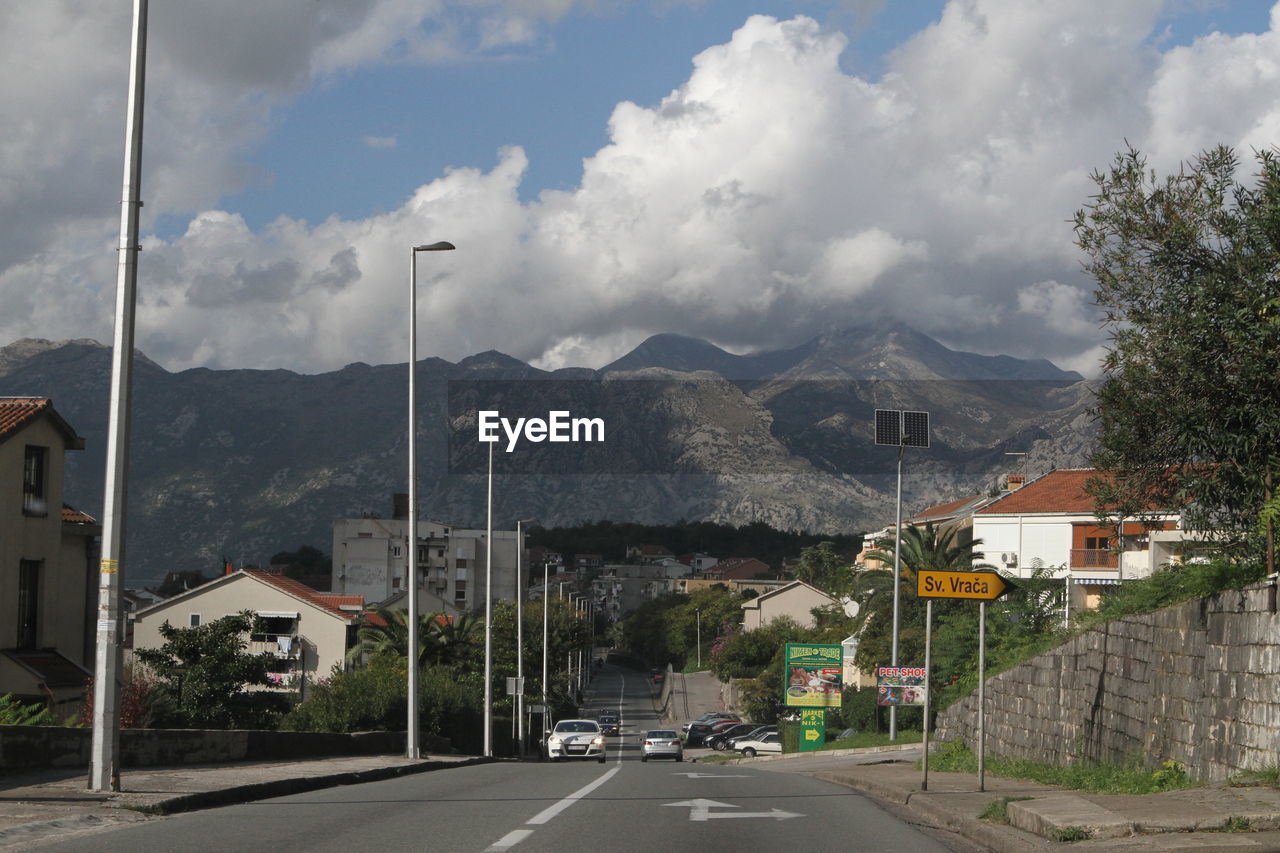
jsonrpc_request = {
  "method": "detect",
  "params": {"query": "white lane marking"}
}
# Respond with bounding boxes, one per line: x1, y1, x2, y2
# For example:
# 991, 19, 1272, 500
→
485, 830, 534, 851
664, 798, 803, 822
526, 767, 621, 825
671, 772, 751, 778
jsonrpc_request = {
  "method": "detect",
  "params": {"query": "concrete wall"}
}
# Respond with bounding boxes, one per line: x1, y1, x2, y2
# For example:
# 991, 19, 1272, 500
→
935, 581, 1280, 783
0, 727, 452, 770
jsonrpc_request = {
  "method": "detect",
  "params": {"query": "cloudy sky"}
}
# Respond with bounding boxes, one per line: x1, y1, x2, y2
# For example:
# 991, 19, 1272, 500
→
3, 1, 1278, 377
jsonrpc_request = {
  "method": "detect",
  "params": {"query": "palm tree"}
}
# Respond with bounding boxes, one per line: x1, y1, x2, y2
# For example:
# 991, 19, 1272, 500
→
426, 612, 482, 670
345, 607, 439, 667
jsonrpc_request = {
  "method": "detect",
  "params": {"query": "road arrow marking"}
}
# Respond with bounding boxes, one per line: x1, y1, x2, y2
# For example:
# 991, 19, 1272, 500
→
664, 799, 803, 822
671, 772, 751, 778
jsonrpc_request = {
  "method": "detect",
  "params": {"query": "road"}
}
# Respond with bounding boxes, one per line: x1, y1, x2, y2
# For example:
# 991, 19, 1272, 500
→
31, 663, 960, 853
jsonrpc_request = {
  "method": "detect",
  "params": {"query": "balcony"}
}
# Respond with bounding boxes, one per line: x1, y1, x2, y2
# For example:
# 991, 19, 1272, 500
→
1070, 549, 1118, 570
248, 633, 299, 658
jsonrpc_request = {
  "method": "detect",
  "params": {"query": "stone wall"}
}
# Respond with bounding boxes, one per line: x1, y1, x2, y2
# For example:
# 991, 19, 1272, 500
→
0, 728, 451, 770
935, 580, 1280, 782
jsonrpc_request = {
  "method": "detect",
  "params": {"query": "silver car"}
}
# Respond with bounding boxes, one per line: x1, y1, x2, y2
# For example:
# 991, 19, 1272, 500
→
641, 729, 684, 762
547, 719, 607, 763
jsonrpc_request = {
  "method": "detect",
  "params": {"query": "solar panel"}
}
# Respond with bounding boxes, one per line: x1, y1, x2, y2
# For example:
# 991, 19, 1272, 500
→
874, 409, 930, 448
874, 410, 899, 446
902, 411, 930, 448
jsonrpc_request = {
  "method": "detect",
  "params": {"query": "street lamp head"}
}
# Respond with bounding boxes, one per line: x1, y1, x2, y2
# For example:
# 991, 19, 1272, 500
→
414, 241, 456, 252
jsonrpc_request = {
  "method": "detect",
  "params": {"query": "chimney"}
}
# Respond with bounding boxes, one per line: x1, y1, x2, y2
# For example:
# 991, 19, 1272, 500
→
224, 559, 234, 576
1008, 474, 1025, 490
392, 492, 409, 520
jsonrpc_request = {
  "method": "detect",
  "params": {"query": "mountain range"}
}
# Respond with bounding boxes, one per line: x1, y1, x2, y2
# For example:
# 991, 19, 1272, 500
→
0, 324, 1098, 586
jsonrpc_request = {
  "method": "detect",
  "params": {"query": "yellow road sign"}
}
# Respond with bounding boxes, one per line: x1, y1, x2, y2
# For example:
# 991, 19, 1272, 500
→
916, 570, 1011, 601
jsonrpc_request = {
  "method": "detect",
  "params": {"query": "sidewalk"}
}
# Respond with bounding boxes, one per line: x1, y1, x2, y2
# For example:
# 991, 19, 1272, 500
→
792, 756, 1280, 852
0, 754, 488, 850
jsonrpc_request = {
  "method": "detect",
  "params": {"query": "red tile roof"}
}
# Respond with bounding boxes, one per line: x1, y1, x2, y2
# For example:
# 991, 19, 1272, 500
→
0, 397, 83, 448
62, 504, 97, 524
976, 468, 1176, 515
705, 557, 772, 580
243, 570, 364, 620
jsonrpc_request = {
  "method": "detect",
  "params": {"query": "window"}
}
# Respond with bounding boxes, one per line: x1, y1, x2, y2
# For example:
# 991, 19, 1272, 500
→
22, 446, 48, 516
1085, 536, 1110, 551
456, 558, 468, 568
456, 567, 468, 581
417, 545, 428, 563
454, 580, 467, 603
17, 560, 40, 647
189, 614, 201, 627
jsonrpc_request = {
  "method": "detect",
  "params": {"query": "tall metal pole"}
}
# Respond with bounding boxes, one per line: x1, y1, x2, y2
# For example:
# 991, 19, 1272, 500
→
483, 440, 494, 756
695, 608, 701, 669
978, 599, 986, 792
91, 0, 147, 793
406, 248, 420, 760
922, 599, 933, 791
405, 241, 453, 759
889, 443, 904, 741
515, 519, 533, 756
541, 560, 549, 739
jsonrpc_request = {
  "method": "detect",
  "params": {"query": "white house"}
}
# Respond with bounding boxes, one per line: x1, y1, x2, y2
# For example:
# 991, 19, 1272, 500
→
740, 580, 839, 631
971, 468, 1187, 613
130, 569, 366, 690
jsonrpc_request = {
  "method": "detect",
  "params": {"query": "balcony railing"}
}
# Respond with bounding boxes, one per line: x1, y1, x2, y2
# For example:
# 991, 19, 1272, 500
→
1070, 549, 1118, 569
248, 633, 299, 658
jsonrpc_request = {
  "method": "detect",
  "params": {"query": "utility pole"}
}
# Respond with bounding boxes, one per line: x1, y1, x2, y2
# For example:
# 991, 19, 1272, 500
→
91, 0, 147, 793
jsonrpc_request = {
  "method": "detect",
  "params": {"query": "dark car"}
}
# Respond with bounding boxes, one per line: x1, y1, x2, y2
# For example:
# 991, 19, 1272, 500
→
598, 712, 620, 736
685, 716, 740, 747
704, 723, 759, 751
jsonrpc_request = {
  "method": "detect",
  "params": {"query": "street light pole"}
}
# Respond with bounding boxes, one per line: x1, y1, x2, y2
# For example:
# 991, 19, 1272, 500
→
695, 608, 702, 669
515, 518, 535, 757
407, 240, 454, 760
91, 0, 148, 793
483, 440, 494, 757
541, 560, 550, 741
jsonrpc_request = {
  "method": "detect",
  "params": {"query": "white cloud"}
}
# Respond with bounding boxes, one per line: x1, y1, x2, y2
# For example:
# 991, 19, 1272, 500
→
364, 135, 399, 149
2, 1, 1279, 376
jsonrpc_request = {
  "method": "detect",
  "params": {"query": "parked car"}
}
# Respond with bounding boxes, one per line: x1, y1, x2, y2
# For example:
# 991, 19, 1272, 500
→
681, 712, 738, 733
685, 717, 740, 747
704, 723, 760, 751
725, 725, 777, 751
735, 732, 783, 758
649, 668, 665, 683
546, 719, 607, 763
641, 729, 683, 762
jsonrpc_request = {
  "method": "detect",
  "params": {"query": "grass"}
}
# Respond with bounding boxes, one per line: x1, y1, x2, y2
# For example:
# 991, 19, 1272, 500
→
820, 729, 922, 751
1229, 764, 1280, 789
978, 796, 1034, 824
1050, 826, 1091, 842
1224, 816, 1252, 832
925, 742, 1199, 795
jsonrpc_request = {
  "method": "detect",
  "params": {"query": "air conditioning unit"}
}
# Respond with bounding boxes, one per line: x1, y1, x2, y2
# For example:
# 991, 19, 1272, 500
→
1001, 552, 1018, 568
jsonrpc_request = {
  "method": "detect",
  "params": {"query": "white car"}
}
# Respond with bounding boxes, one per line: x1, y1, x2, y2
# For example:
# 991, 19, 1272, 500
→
546, 719, 607, 763
734, 732, 782, 758
641, 729, 684, 762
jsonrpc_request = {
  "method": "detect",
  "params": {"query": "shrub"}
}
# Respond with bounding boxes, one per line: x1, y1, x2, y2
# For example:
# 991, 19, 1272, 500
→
0, 694, 73, 726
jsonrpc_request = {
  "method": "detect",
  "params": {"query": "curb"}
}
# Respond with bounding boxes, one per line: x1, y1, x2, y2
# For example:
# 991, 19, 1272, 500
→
813, 771, 1050, 853
129, 756, 496, 816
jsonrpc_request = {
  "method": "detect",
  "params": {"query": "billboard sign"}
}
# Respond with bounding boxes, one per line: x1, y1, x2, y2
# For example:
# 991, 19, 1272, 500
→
784, 643, 843, 708
876, 666, 928, 706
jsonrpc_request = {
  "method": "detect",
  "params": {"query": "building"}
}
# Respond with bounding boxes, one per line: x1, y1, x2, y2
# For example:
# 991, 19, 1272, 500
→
702, 556, 774, 582
130, 568, 366, 690
332, 498, 525, 614
739, 580, 840, 631
971, 468, 1189, 613
0, 398, 100, 717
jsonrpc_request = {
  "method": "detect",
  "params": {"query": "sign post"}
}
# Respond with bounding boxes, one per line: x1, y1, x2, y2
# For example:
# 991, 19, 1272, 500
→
799, 709, 825, 752
915, 570, 1012, 792
922, 600, 932, 791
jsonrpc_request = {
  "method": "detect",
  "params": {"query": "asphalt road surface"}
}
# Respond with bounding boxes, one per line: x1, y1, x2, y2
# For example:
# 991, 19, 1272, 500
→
32, 664, 959, 853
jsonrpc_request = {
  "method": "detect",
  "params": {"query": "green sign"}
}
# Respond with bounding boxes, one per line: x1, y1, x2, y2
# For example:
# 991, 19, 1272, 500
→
784, 643, 843, 708
799, 708, 825, 752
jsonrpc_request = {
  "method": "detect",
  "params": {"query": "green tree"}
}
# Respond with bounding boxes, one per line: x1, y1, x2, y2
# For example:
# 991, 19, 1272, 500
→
795, 541, 854, 597
1075, 144, 1280, 571
853, 523, 993, 673
134, 612, 276, 728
